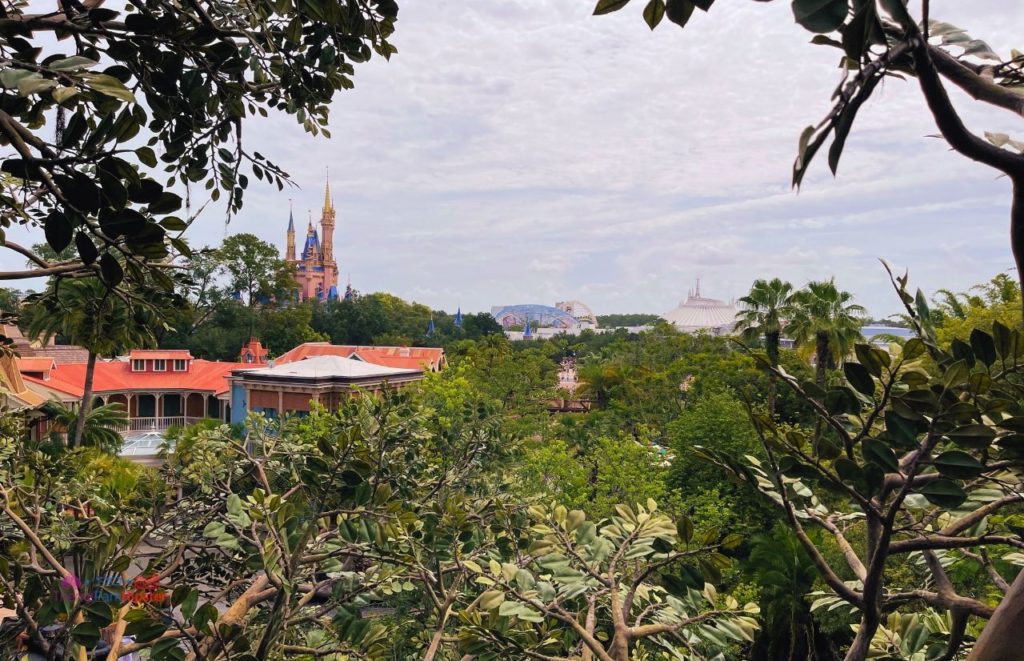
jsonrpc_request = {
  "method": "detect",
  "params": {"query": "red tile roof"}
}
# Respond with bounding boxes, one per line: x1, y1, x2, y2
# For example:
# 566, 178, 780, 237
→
129, 350, 194, 361
22, 359, 254, 398
16, 357, 57, 376
274, 343, 445, 371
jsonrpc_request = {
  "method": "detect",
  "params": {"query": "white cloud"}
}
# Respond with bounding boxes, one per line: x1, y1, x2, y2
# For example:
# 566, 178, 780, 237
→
2, 0, 1019, 318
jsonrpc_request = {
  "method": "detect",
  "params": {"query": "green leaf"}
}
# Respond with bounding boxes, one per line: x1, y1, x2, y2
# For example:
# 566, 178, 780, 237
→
70, 621, 101, 645
52, 86, 79, 103
74, 231, 98, 265
902, 338, 926, 360
843, 361, 875, 396
643, 0, 665, 28
917, 479, 968, 509
44, 211, 73, 252
946, 424, 996, 450
593, 0, 631, 14
970, 329, 997, 367
84, 73, 135, 102
721, 532, 743, 550
676, 514, 693, 544
792, 0, 848, 33
479, 590, 504, 610
933, 451, 986, 479
49, 56, 99, 71
99, 253, 124, 287
992, 321, 1013, 359
136, 147, 157, 168
951, 339, 976, 368
943, 359, 970, 389
854, 343, 884, 377
665, 0, 696, 27
862, 438, 898, 473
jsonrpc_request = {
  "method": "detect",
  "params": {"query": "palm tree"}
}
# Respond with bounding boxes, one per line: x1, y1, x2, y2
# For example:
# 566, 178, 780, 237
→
44, 402, 128, 453
24, 278, 158, 448
788, 279, 865, 388
735, 278, 795, 413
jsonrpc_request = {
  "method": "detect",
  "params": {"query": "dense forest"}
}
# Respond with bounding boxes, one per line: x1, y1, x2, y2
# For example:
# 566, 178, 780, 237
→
4, 268, 1024, 659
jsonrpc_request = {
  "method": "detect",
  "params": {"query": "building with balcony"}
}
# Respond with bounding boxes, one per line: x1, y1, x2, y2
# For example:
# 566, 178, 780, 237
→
273, 342, 446, 372
228, 355, 424, 423
21, 349, 257, 433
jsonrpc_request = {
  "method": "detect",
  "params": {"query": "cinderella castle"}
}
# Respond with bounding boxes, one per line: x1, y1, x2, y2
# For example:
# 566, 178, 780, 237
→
285, 180, 351, 301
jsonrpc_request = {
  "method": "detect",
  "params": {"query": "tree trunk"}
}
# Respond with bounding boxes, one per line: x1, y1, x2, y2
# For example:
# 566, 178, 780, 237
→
1011, 181, 1024, 325
72, 351, 97, 448
815, 332, 829, 389
968, 569, 1024, 661
766, 330, 780, 415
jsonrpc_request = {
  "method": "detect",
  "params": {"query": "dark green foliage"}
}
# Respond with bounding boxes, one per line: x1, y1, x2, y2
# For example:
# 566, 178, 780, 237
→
0, 0, 398, 301
747, 525, 843, 661
595, 313, 661, 327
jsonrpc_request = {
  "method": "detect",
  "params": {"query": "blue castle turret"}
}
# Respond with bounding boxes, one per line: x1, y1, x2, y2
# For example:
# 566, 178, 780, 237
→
455, 307, 463, 328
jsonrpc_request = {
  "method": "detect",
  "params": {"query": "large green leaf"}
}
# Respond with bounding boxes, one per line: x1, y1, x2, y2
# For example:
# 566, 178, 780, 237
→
946, 424, 996, 450
970, 329, 997, 367
844, 361, 875, 396
643, 0, 665, 29
792, 0, 848, 33
665, 0, 695, 27
917, 479, 968, 509
933, 451, 986, 479
593, 0, 632, 14
862, 438, 898, 473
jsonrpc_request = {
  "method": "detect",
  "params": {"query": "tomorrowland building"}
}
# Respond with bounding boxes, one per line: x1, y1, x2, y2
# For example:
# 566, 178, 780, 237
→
661, 281, 737, 335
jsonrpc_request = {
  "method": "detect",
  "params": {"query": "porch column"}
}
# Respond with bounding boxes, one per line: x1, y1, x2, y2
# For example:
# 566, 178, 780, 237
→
157, 393, 164, 418
202, 393, 208, 419
278, 390, 284, 416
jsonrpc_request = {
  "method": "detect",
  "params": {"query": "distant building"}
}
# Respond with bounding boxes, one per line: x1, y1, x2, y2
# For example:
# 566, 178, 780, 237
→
22, 349, 255, 433
661, 281, 737, 335
491, 303, 596, 330
3, 324, 89, 364
239, 337, 269, 365
229, 355, 424, 423
286, 180, 339, 301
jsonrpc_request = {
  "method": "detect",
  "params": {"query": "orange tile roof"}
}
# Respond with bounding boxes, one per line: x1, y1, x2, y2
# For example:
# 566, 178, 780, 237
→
1, 354, 48, 409
274, 343, 445, 371
16, 357, 57, 374
129, 350, 194, 361
21, 359, 255, 398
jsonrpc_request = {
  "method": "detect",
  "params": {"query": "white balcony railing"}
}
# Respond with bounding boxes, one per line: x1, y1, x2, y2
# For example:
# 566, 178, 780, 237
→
114, 416, 204, 433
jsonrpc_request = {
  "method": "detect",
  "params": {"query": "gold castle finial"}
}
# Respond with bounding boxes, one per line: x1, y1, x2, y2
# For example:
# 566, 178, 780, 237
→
323, 168, 333, 212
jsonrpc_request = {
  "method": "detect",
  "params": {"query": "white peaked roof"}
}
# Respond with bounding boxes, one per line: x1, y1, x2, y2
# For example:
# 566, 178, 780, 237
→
242, 355, 418, 379
662, 289, 737, 333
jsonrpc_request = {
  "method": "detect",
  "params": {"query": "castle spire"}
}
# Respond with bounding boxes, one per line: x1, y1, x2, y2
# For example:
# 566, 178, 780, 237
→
285, 199, 296, 261
323, 169, 333, 212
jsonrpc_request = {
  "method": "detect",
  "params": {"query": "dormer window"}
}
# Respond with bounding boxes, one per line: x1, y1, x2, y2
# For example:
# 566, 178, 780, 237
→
173, 359, 187, 371
153, 359, 166, 372
132, 359, 146, 372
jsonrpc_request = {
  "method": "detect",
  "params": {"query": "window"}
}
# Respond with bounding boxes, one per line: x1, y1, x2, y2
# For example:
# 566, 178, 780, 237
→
131, 360, 145, 372
153, 359, 166, 371
173, 359, 187, 371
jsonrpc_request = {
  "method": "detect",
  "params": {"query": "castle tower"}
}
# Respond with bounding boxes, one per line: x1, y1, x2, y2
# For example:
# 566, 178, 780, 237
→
285, 178, 340, 302
304, 211, 319, 261
321, 178, 335, 263
285, 203, 296, 261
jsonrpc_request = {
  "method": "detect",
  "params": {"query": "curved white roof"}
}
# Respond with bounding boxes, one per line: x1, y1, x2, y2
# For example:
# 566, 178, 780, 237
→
662, 293, 737, 334
241, 355, 417, 379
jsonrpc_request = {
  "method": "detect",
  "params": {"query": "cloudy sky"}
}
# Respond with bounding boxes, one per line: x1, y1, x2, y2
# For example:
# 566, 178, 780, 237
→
10, 0, 1022, 317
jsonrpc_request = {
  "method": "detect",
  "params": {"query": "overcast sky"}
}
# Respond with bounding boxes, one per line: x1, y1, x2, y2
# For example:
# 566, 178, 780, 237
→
8, 1, 1022, 317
